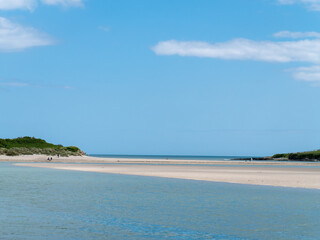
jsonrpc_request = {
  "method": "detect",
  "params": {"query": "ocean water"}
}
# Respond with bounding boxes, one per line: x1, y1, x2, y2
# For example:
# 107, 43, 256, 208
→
1, 163, 320, 240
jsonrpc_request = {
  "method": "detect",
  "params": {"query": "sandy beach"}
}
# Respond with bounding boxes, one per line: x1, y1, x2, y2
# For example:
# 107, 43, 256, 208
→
1, 154, 320, 166
14, 161, 320, 190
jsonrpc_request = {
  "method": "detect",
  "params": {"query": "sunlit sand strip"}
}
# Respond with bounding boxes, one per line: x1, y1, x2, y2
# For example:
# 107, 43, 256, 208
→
2, 155, 320, 166
14, 163, 320, 190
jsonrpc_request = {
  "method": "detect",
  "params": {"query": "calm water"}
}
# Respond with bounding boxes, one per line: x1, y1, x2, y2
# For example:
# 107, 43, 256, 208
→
1, 163, 320, 240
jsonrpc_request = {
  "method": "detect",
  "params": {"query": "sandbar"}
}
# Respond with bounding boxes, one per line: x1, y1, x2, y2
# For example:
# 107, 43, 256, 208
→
14, 163, 320, 190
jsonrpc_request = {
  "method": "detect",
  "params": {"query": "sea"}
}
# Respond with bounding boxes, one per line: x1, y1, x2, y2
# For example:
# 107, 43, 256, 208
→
1, 162, 320, 240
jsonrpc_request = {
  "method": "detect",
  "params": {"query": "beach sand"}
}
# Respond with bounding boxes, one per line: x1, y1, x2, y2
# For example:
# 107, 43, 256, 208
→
1, 154, 320, 166
14, 162, 320, 190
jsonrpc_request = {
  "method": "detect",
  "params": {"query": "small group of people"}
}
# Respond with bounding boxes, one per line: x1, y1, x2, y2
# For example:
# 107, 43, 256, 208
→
47, 154, 60, 161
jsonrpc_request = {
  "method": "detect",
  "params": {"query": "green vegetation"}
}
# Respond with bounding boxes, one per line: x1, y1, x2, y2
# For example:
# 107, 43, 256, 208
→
0, 137, 84, 157
272, 150, 320, 161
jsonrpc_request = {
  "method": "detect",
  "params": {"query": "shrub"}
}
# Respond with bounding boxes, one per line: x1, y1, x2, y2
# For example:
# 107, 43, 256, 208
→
64, 146, 80, 153
272, 153, 288, 158
0, 137, 84, 157
6, 149, 19, 156
0, 148, 7, 155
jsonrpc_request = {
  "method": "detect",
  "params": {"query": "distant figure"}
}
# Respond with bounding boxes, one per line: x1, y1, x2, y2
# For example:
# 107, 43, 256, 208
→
57, 154, 60, 158
50, 157, 53, 161
47, 157, 50, 161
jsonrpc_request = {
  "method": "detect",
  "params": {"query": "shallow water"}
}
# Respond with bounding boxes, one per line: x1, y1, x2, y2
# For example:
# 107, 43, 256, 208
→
1, 163, 319, 239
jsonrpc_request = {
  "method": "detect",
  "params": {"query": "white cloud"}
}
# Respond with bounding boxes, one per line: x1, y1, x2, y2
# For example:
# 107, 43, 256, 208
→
277, 0, 320, 11
153, 35, 320, 83
0, 17, 54, 51
0, 0, 84, 10
274, 31, 320, 39
152, 39, 320, 63
0, 0, 37, 11
291, 65, 320, 82
41, 0, 83, 7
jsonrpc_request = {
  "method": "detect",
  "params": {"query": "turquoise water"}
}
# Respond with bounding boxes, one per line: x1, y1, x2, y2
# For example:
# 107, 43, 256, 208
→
1, 163, 320, 239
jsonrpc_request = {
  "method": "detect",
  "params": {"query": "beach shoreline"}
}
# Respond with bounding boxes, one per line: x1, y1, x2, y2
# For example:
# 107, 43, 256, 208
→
3, 154, 320, 190
1, 154, 320, 166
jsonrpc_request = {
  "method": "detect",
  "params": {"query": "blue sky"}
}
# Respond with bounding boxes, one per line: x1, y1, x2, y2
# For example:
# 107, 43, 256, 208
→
1, 0, 320, 156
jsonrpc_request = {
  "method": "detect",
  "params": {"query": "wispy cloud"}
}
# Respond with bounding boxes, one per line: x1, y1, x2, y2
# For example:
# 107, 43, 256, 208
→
0, 0, 37, 11
277, 0, 320, 11
0, 78, 74, 89
152, 39, 320, 63
99, 26, 110, 32
0, 0, 84, 10
0, 17, 54, 51
274, 31, 320, 39
290, 65, 320, 82
41, 0, 84, 7
152, 32, 320, 83
0, 81, 30, 87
